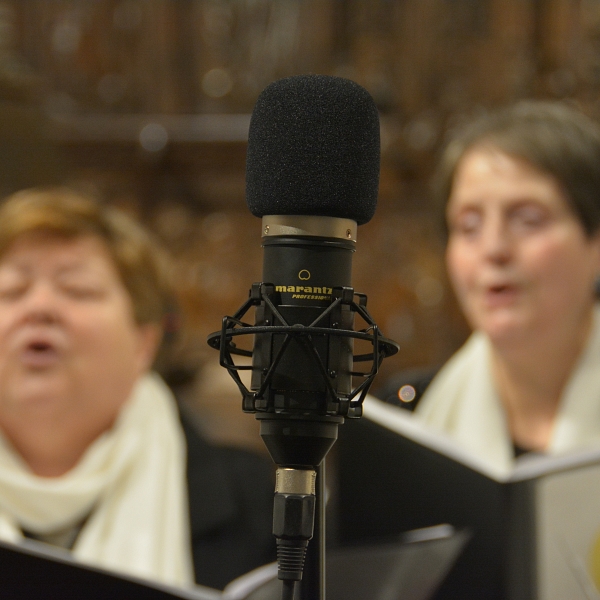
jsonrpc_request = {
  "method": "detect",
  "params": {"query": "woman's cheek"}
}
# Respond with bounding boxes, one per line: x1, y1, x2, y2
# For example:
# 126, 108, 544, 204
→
446, 247, 472, 293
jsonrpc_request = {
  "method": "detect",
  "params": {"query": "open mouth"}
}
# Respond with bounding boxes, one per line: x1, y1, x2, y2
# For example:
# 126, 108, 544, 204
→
484, 283, 518, 305
21, 340, 60, 368
490, 284, 511, 293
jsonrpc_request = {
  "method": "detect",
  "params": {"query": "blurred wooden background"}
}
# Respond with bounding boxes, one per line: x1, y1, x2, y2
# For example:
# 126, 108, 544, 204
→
0, 0, 599, 451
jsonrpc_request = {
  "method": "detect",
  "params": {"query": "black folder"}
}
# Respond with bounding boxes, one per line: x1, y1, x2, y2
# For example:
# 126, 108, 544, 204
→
222, 525, 468, 600
335, 405, 600, 600
0, 538, 220, 600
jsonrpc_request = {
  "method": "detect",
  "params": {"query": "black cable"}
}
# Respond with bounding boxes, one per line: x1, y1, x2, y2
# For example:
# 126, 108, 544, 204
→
281, 579, 297, 600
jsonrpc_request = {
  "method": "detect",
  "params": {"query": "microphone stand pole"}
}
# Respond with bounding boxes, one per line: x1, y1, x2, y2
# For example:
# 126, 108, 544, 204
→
300, 460, 326, 600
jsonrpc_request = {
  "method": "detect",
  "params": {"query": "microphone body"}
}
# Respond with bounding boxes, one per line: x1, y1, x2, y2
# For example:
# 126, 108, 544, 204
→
252, 215, 356, 467
254, 217, 355, 412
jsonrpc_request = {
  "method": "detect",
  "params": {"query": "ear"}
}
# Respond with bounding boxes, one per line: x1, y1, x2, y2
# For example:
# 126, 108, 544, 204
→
134, 323, 163, 374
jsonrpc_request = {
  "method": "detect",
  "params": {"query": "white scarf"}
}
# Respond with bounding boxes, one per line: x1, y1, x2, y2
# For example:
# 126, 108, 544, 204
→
413, 306, 600, 475
0, 372, 194, 587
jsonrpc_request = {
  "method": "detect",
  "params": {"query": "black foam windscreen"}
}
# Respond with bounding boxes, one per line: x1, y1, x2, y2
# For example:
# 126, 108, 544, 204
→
246, 75, 380, 225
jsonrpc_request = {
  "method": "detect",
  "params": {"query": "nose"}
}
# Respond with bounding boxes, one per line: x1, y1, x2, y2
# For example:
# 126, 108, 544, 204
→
21, 281, 62, 324
481, 214, 512, 265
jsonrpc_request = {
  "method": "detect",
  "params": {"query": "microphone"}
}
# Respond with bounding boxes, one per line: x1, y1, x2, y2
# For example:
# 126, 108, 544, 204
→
246, 74, 380, 225
246, 74, 381, 457
207, 74, 398, 596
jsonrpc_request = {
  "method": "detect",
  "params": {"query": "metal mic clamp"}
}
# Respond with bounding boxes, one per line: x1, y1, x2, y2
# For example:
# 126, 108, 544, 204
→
207, 283, 399, 419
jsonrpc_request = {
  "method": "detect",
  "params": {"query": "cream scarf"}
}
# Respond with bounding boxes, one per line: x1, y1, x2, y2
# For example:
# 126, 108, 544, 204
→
0, 372, 194, 587
411, 305, 600, 475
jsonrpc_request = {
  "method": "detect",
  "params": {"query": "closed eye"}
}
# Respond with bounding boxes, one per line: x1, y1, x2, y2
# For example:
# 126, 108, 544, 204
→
448, 208, 482, 237
61, 285, 106, 300
510, 204, 550, 231
0, 284, 28, 301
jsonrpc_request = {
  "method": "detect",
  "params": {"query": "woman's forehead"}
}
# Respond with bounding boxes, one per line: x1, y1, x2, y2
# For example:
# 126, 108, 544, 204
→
452, 148, 564, 197
0, 232, 116, 271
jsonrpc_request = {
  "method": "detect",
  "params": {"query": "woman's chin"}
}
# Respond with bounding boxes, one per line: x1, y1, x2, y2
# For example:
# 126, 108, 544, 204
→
477, 313, 532, 347
1, 376, 71, 414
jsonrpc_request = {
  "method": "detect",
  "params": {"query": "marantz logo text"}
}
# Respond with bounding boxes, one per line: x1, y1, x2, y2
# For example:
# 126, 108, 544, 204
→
275, 285, 333, 300
275, 286, 333, 294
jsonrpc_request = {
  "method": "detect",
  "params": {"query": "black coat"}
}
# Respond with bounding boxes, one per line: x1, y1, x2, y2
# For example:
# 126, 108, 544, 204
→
181, 415, 276, 590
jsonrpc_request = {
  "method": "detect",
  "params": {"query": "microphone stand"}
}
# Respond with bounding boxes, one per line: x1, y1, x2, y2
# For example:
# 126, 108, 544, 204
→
300, 461, 326, 600
207, 284, 398, 600
257, 413, 340, 600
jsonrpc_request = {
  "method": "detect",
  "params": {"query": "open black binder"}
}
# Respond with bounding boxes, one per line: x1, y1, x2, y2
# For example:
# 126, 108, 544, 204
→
0, 538, 221, 600
0, 524, 465, 600
335, 397, 600, 600
222, 525, 468, 600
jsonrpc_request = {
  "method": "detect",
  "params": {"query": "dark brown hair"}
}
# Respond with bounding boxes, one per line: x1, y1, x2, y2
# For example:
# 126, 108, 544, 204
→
435, 101, 600, 236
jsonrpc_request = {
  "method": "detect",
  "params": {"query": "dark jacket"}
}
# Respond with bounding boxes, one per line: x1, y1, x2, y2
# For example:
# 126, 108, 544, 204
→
182, 415, 276, 590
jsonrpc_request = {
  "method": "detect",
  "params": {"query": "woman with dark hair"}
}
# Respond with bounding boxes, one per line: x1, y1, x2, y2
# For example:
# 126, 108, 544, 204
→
335, 101, 600, 599
407, 101, 600, 467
